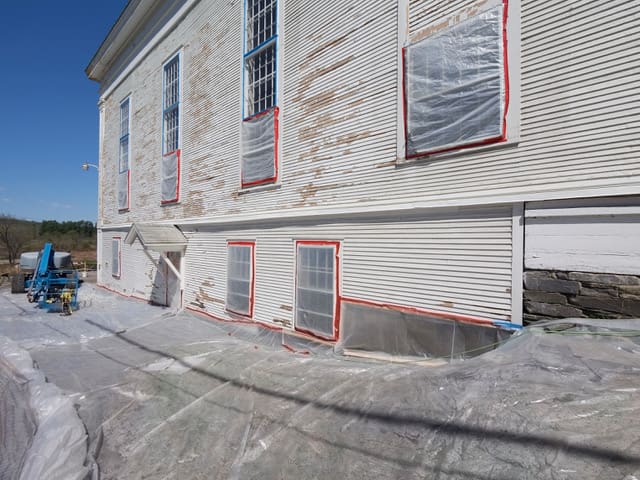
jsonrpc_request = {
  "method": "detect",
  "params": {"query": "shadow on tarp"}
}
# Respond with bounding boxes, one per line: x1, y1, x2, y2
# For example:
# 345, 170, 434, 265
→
84, 317, 640, 467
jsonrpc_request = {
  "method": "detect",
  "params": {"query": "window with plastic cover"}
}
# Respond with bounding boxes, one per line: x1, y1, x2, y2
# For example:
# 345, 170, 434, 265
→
226, 243, 254, 316
295, 243, 338, 339
112, 238, 121, 278
162, 54, 180, 202
242, 0, 278, 188
118, 98, 130, 211
404, 3, 508, 157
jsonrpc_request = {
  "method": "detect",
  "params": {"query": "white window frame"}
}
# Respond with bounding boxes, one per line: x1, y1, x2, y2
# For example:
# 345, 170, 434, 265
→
226, 241, 255, 317
397, 0, 520, 162
294, 241, 340, 340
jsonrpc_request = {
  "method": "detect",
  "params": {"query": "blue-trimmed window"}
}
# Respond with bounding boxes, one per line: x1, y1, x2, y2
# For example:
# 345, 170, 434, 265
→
241, 0, 279, 188
244, 0, 277, 118
118, 97, 130, 211
119, 98, 130, 172
161, 54, 181, 203
163, 55, 180, 154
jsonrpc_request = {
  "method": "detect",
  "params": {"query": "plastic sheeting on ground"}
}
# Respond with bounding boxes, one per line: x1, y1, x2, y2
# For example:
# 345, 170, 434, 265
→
0, 337, 89, 480
1, 285, 640, 479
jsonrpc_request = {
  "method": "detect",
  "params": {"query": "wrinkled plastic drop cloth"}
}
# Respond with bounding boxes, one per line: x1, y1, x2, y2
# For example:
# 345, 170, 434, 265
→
0, 337, 89, 480
1, 285, 640, 479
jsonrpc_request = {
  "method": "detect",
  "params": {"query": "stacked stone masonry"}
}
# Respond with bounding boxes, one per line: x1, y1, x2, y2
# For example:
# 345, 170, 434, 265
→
523, 270, 640, 324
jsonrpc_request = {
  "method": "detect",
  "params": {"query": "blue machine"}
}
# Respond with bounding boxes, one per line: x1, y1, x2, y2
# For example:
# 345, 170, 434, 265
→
26, 243, 79, 314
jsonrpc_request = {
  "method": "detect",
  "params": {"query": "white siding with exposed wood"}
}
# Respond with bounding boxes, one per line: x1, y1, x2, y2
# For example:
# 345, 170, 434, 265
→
183, 205, 513, 326
96, 0, 639, 228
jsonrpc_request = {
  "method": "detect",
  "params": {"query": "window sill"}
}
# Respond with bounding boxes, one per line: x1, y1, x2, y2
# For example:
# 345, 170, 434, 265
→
396, 138, 520, 168
237, 182, 281, 196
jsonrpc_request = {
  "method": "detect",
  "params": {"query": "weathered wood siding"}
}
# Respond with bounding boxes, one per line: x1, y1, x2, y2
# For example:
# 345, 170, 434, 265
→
525, 197, 640, 275
97, 0, 639, 226
183, 206, 513, 325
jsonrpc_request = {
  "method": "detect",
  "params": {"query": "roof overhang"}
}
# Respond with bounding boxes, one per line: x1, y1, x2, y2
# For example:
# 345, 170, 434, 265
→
125, 223, 187, 253
85, 0, 157, 82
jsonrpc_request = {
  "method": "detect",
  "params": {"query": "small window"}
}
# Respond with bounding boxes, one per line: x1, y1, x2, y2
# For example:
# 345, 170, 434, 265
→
242, 0, 279, 188
162, 54, 181, 203
118, 98, 130, 211
295, 241, 340, 339
226, 242, 255, 317
404, 3, 509, 157
112, 237, 121, 278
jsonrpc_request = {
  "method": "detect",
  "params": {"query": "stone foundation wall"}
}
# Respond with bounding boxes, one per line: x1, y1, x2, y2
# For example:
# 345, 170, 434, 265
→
523, 270, 640, 324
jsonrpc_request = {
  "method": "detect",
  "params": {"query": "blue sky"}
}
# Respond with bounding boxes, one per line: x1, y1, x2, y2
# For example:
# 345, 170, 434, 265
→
0, 1, 128, 223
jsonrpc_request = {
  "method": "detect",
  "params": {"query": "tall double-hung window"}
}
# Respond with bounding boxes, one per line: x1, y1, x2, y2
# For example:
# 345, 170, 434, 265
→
226, 242, 255, 317
404, 0, 514, 158
295, 241, 340, 340
118, 97, 130, 211
162, 53, 181, 203
241, 0, 279, 188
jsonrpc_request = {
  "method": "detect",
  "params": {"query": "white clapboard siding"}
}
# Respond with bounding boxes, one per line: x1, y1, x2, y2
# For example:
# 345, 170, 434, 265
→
96, 0, 640, 228
525, 197, 640, 275
99, 229, 163, 299
182, 206, 513, 326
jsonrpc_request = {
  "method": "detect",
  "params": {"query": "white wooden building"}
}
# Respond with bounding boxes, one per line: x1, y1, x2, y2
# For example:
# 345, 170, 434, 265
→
86, 0, 640, 353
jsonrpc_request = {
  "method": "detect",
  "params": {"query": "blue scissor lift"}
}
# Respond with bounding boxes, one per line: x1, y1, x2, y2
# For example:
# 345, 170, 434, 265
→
26, 243, 80, 314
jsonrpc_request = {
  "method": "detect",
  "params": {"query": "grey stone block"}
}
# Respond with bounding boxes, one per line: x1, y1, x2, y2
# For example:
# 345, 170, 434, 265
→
579, 287, 619, 298
569, 296, 639, 315
524, 301, 584, 318
523, 275, 580, 295
567, 272, 640, 286
524, 290, 568, 304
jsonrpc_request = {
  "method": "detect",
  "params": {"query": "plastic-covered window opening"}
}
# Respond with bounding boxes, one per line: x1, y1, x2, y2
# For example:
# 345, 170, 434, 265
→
241, 107, 279, 187
161, 149, 180, 204
241, 0, 278, 188
162, 54, 180, 203
226, 242, 255, 317
295, 241, 340, 341
404, 2, 508, 158
112, 237, 121, 278
118, 98, 130, 211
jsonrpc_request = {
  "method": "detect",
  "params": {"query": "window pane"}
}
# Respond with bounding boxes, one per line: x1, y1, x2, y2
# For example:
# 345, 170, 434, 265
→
246, 0, 276, 50
296, 245, 335, 337
227, 245, 253, 315
405, 5, 505, 155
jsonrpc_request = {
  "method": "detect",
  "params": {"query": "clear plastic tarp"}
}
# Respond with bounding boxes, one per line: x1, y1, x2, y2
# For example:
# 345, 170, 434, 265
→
2, 285, 640, 479
161, 150, 179, 202
117, 170, 129, 210
226, 244, 253, 315
296, 244, 336, 338
0, 337, 89, 480
241, 108, 277, 186
405, 5, 506, 155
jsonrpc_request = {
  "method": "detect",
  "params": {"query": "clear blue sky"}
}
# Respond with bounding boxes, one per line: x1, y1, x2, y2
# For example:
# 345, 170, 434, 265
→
0, 1, 128, 223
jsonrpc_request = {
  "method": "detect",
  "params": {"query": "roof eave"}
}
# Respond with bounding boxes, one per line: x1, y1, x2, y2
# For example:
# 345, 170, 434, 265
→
85, 0, 156, 83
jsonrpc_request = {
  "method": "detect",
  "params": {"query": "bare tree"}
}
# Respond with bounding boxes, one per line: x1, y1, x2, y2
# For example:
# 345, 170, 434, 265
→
0, 215, 32, 265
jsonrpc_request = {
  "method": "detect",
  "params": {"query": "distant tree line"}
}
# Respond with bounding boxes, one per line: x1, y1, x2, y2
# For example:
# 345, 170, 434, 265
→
40, 220, 95, 237
0, 214, 96, 265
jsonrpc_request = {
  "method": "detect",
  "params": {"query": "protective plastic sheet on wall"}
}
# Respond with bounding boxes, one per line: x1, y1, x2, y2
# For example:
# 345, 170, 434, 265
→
296, 244, 335, 338
118, 170, 129, 210
405, 5, 505, 156
241, 108, 277, 186
161, 150, 179, 202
